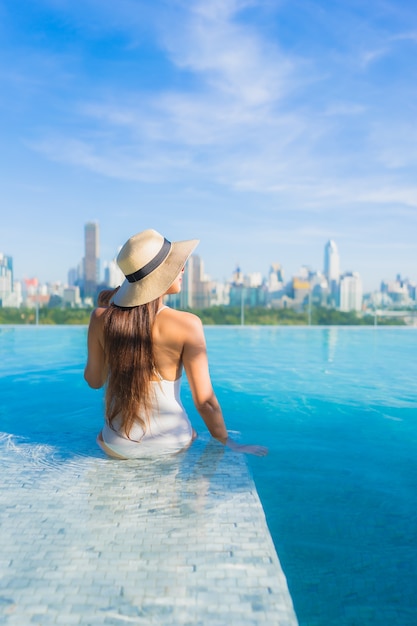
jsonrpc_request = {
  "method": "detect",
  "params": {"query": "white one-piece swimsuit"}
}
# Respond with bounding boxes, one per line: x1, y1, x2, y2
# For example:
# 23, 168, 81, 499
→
101, 376, 193, 458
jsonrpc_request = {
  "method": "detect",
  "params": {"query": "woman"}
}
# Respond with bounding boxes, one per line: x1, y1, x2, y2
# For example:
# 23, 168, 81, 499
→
84, 228, 267, 459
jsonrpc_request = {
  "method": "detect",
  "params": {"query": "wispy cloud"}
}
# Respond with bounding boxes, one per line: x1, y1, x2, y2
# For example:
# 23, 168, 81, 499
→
160, 0, 295, 107
358, 47, 390, 69
25, 0, 417, 218
24, 2, 300, 173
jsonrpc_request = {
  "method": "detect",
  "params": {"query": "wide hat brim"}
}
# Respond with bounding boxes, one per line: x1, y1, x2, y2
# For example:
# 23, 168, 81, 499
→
112, 238, 199, 307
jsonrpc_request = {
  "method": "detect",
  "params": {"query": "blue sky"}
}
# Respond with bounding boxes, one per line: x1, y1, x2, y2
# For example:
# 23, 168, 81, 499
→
1, 0, 416, 291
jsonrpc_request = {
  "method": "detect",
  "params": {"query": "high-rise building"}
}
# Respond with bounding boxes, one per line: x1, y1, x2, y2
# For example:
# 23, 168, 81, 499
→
84, 222, 100, 298
0, 254, 22, 307
232, 265, 244, 286
324, 240, 340, 283
104, 258, 124, 288
268, 263, 285, 299
0, 253, 13, 305
63, 286, 82, 308
340, 272, 363, 312
165, 255, 211, 309
181, 255, 211, 309
324, 240, 340, 305
67, 267, 78, 287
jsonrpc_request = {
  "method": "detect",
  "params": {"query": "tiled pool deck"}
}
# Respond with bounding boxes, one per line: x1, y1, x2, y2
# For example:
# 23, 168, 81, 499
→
1, 436, 298, 625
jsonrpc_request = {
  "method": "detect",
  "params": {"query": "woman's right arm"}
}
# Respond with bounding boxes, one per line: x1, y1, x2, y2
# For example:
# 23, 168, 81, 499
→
84, 308, 107, 389
182, 315, 228, 443
182, 314, 267, 456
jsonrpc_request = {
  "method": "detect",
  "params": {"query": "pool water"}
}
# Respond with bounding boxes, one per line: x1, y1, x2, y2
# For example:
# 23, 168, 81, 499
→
1, 325, 416, 625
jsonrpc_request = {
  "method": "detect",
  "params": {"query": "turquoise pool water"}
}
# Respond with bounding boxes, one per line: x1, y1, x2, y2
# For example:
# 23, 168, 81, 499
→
1, 325, 416, 625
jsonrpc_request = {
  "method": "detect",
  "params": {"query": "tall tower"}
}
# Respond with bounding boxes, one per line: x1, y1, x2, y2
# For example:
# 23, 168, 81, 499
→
324, 240, 340, 306
84, 222, 100, 298
324, 240, 340, 283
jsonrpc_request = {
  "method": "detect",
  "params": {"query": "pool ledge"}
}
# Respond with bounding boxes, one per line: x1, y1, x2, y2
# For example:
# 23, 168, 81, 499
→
1, 438, 298, 625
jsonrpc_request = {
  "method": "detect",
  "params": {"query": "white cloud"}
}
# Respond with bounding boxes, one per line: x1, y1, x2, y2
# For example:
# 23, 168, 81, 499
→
161, 0, 294, 107
390, 30, 417, 44
25, 0, 417, 222
356, 185, 417, 208
370, 122, 417, 170
323, 103, 366, 117
30, 135, 195, 182
358, 47, 390, 69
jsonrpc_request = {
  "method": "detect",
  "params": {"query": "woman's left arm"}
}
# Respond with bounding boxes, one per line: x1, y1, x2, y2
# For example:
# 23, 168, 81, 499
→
84, 308, 107, 389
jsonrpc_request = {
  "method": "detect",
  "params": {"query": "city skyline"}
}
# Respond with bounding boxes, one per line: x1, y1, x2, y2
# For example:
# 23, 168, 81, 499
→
2, 228, 413, 297
1, 1, 416, 291
2, 226, 414, 313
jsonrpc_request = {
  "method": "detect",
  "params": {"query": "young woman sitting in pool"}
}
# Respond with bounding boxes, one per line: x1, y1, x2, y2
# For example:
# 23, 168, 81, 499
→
84, 228, 267, 459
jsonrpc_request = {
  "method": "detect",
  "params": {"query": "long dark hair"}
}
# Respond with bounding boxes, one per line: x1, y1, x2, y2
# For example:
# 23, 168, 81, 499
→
101, 291, 160, 438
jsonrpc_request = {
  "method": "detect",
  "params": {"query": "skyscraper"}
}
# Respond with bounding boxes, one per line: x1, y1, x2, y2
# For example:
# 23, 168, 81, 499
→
104, 258, 124, 288
324, 240, 340, 283
0, 253, 13, 305
269, 263, 284, 286
324, 239, 340, 306
180, 255, 211, 309
84, 222, 100, 298
340, 272, 363, 312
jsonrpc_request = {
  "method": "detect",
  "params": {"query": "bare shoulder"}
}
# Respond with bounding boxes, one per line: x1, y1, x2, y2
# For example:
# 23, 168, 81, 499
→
164, 308, 203, 331
90, 307, 107, 323
158, 308, 205, 347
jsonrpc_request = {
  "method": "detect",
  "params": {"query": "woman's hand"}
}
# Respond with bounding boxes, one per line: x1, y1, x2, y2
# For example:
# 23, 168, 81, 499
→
224, 438, 268, 456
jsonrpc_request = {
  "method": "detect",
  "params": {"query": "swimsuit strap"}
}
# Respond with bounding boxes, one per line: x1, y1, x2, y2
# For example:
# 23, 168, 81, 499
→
153, 368, 164, 381
156, 305, 169, 315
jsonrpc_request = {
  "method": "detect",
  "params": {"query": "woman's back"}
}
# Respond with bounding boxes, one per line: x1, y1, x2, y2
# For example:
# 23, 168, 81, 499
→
151, 306, 188, 381
90, 305, 199, 458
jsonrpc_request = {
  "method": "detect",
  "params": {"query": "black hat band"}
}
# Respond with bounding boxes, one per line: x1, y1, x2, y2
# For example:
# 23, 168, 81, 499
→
126, 238, 172, 283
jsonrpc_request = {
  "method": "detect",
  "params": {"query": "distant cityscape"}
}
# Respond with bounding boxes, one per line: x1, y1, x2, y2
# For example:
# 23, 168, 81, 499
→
1, 221, 416, 315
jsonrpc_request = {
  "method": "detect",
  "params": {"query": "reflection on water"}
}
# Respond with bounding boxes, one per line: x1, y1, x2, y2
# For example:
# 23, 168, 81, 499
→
322, 327, 338, 363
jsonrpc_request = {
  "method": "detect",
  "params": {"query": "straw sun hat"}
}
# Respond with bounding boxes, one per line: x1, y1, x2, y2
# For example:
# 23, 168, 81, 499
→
112, 229, 199, 307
